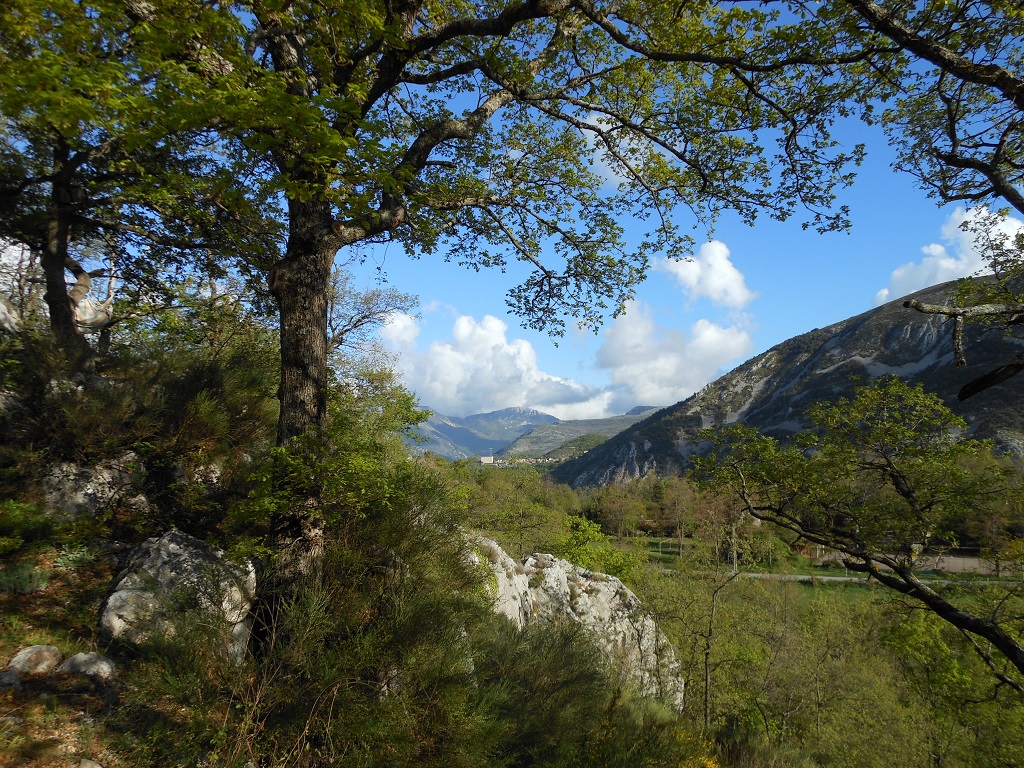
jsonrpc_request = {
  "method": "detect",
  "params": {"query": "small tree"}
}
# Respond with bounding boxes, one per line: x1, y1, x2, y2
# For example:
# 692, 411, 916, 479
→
697, 377, 1024, 690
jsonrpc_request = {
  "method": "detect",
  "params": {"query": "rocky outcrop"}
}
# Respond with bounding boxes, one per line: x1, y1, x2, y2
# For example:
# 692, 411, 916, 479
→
3, 646, 115, 687
473, 537, 684, 708
42, 452, 149, 519
100, 530, 255, 660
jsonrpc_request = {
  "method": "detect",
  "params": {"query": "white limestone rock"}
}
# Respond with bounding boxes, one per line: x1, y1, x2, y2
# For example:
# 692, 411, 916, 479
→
0, 299, 19, 334
8, 644, 64, 675
42, 452, 149, 520
473, 537, 684, 708
100, 530, 255, 660
57, 652, 116, 682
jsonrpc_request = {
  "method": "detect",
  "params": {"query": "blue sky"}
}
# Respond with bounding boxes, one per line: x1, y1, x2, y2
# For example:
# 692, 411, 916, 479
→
353, 122, 1023, 420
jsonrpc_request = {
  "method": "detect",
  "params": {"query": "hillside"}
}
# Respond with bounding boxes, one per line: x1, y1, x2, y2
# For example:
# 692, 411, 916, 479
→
411, 407, 560, 458
554, 279, 1024, 487
410, 406, 664, 460
497, 408, 661, 458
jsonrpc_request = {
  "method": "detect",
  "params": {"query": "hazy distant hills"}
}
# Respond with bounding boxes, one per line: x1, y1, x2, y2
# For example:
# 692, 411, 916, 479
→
412, 407, 559, 459
497, 409, 661, 458
410, 406, 662, 460
553, 279, 1024, 488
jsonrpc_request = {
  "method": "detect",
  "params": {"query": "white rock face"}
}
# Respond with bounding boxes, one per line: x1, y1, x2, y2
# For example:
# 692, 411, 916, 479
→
101, 530, 255, 660
0, 299, 19, 334
473, 537, 684, 708
42, 452, 149, 519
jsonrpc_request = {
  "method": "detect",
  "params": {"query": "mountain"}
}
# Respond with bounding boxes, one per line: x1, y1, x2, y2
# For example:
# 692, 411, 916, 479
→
497, 408, 661, 458
412, 407, 560, 459
411, 406, 666, 460
553, 279, 1024, 487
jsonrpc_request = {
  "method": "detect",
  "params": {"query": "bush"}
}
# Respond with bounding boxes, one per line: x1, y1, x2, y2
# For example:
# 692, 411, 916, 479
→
0, 500, 51, 557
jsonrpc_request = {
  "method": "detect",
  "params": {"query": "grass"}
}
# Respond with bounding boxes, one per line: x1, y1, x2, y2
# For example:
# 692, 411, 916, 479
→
0, 547, 121, 768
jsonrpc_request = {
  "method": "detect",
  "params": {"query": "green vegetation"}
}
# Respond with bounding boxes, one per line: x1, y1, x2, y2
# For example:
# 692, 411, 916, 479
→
698, 377, 1024, 687
4, 315, 1024, 765
0, 297, 713, 767
3, 0, 1024, 765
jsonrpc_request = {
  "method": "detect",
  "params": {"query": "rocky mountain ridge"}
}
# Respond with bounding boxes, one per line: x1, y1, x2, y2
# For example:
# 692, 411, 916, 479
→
554, 279, 1024, 487
411, 407, 560, 458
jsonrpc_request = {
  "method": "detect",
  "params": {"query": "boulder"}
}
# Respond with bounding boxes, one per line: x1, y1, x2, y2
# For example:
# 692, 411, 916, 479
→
474, 538, 684, 708
57, 652, 116, 682
8, 645, 63, 675
100, 530, 255, 660
42, 452, 149, 519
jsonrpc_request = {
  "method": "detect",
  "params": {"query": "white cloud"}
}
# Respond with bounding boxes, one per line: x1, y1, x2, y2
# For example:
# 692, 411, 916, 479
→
656, 240, 756, 309
595, 302, 754, 412
383, 294, 755, 419
379, 311, 420, 348
874, 207, 1024, 305
381, 312, 610, 419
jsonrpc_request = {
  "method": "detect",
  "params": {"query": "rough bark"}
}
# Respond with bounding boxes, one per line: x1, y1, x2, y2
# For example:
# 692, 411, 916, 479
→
269, 197, 336, 446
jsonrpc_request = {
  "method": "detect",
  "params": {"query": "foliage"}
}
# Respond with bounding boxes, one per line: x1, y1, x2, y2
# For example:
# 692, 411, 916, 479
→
552, 514, 643, 581
457, 463, 577, 558
0, 499, 50, 560
112, 380, 702, 768
883, 606, 1024, 768
0, 285, 280, 539
697, 376, 1024, 686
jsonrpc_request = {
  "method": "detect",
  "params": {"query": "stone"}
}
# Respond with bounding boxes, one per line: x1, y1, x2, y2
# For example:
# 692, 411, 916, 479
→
0, 668, 22, 691
0, 299, 19, 334
42, 452, 149, 519
78, 759, 105, 768
100, 530, 255, 660
8, 645, 64, 674
474, 537, 685, 709
58, 652, 116, 682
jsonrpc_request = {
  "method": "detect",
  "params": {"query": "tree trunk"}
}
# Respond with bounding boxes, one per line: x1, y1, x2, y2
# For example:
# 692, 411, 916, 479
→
41, 144, 93, 370
265, 196, 337, 582
269, 197, 336, 447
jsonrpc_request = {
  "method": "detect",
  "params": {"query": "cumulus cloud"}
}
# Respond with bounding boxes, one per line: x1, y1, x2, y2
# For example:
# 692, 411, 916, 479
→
382, 297, 755, 419
656, 240, 756, 309
381, 312, 610, 419
874, 207, 1024, 305
594, 302, 754, 412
